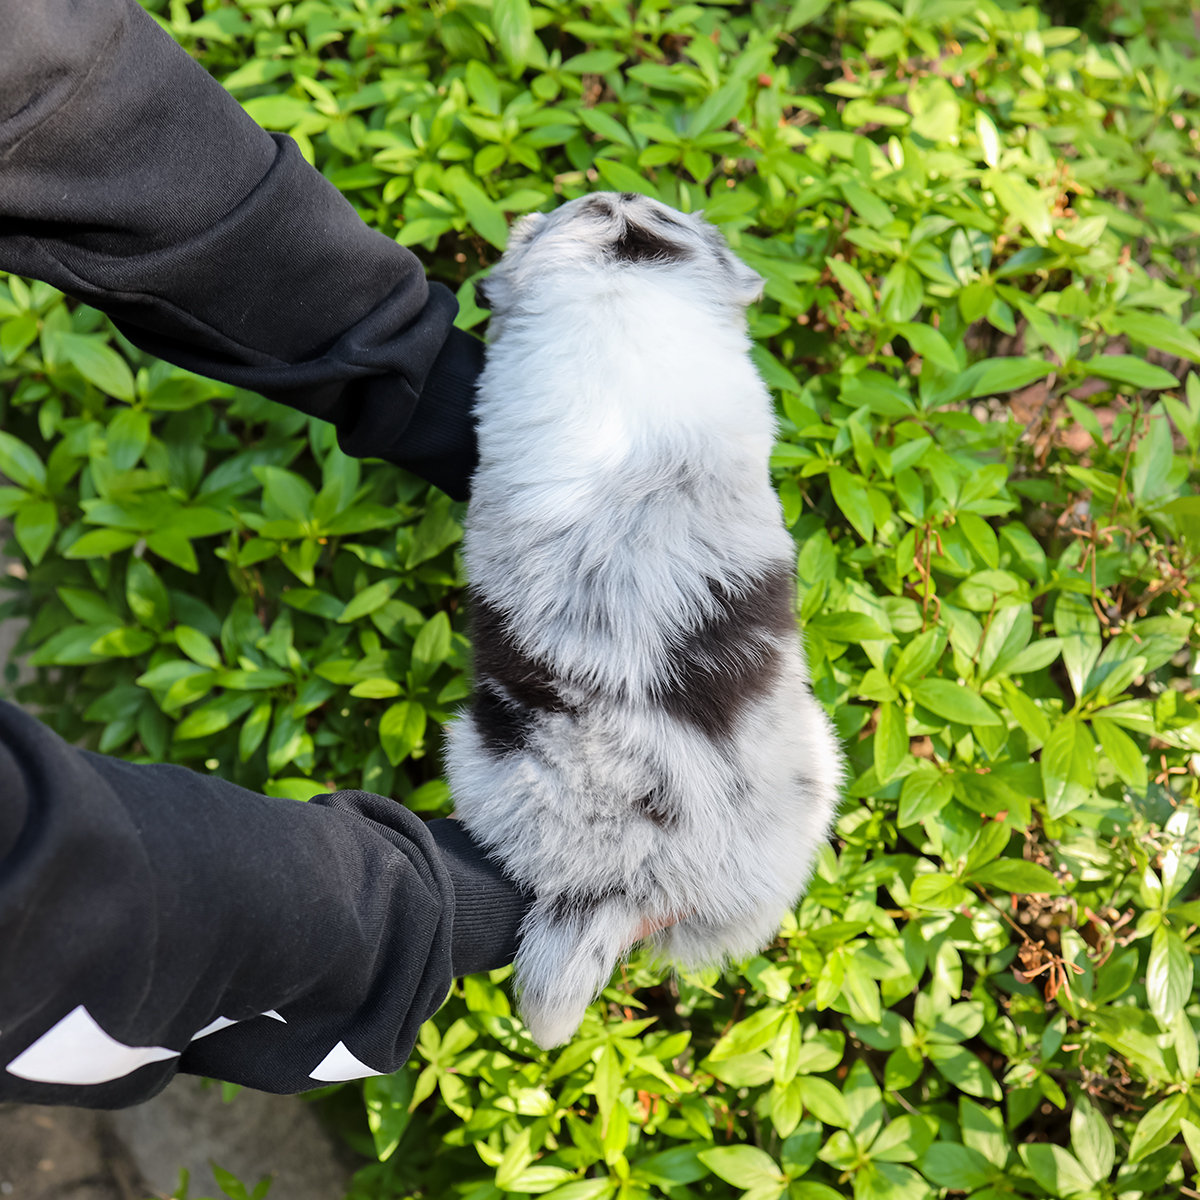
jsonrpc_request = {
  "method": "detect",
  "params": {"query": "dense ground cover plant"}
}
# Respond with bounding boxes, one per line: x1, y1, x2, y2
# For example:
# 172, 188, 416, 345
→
5, 0, 1200, 1195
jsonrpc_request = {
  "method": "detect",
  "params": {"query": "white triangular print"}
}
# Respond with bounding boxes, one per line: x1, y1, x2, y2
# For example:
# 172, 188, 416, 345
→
309, 1040, 384, 1082
190, 1015, 239, 1041
6, 1006, 178, 1086
261, 1009, 286, 1023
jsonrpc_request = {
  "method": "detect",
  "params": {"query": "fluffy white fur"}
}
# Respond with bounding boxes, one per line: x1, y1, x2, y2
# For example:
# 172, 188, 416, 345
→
445, 193, 843, 1048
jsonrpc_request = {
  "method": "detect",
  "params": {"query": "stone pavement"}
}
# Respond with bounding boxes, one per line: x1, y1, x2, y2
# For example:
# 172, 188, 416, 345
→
0, 1077, 352, 1200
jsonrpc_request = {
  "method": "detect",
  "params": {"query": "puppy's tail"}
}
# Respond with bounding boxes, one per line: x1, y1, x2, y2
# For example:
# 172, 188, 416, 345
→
515, 892, 641, 1049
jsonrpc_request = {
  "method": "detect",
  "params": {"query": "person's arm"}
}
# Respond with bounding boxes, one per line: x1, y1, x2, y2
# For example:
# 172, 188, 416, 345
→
0, 0, 481, 499
0, 700, 530, 1108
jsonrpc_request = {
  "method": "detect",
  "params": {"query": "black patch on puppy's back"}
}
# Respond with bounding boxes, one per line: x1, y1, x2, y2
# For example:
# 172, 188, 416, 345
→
473, 683, 536, 756
470, 594, 570, 755
610, 221, 689, 264
656, 566, 795, 740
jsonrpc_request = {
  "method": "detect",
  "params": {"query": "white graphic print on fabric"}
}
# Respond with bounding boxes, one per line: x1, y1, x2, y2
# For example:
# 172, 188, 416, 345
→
308, 1040, 384, 1082
5, 1006, 290, 1084
5, 1005, 177, 1086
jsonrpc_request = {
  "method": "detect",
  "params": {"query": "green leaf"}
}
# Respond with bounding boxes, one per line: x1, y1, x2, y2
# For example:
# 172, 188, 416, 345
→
1146, 927, 1192, 1023
807, 612, 891, 642
1132, 407, 1176, 503
264, 777, 333, 802
880, 263, 923, 324
829, 467, 874, 542
709, 1006, 788, 1060
891, 628, 946, 685
446, 169, 510, 250
1041, 717, 1095, 818
987, 170, 1051, 242
339, 580, 399, 624
1179, 1119, 1200, 1172
898, 766, 953, 825
910, 678, 1001, 726
1127, 1093, 1189, 1163
256, 467, 314, 525
697, 1147, 784, 1190
825, 258, 875, 313
960, 1098, 1008, 1169
870, 1115, 934, 1163
492, 0, 536, 67
242, 94, 311, 129
688, 80, 748, 140
926, 1045, 1001, 1100
106, 406, 151, 471
1, 313, 38, 364
794, 1076, 849, 1128
412, 611, 452, 682
920, 1142, 990, 1190
1018, 1145, 1095, 1197
90, 626, 157, 658
281, 588, 344, 620
176, 625, 223, 669
14, 500, 57, 565
595, 158, 662, 202
239, 699, 272, 762
969, 859, 1063, 895
127, 557, 170, 632
874, 701, 908, 786
1084, 355, 1178, 391
176, 692, 257, 741
56, 333, 135, 401
1069, 1098, 1114, 1185
379, 701, 427, 766
884, 1046, 923, 1090
1110, 311, 1200, 363
1055, 592, 1101, 699
540, 1182, 617, 1200
0, 431, 46, 490
364, 1071, 415, 1162
1091, 717, 1148, 793
64, 528, 140, 559
909, 873, 970, 909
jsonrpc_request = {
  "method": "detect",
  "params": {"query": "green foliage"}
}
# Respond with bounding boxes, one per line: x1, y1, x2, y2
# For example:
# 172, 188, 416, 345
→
6, 0, 1200, 1195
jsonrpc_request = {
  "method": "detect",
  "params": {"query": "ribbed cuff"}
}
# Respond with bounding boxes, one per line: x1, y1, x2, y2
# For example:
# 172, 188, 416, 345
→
376, 326, 484, 501
426, 817, 531, 976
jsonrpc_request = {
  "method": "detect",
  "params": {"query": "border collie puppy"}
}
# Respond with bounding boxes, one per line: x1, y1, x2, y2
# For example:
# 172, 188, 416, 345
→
446, 192, 843, 1048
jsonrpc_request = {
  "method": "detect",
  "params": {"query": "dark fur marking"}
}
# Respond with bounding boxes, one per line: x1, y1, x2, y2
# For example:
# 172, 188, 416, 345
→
546, 889, 622, 925
635, 788, 678, 830
474, 278, 493, 309
656, 566, 796, 739
609, 222, 690, 265
471, 594, 570, 713
470, 594, 573, 757
473, 682, 537, 756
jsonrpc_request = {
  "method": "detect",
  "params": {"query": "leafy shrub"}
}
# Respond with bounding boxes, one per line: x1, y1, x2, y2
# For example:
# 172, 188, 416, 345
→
4, 0, 1200, 1196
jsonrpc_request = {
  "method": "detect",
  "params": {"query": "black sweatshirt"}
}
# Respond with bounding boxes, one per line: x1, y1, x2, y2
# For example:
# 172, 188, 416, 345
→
0, 0, 532, 1106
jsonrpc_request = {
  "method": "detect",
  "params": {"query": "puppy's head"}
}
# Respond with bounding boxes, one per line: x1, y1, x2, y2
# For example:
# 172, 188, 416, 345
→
475, 192, 763, 318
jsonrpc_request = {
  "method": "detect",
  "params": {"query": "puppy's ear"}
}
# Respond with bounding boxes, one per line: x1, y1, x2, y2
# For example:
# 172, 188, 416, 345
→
728, 255, 766, 307
688, 211, 765, 307
509, 211, 547, 245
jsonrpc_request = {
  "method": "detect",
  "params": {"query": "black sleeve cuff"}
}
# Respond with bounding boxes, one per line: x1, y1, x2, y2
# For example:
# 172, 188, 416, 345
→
426, 818, 532, 976
337, 324, 483, 502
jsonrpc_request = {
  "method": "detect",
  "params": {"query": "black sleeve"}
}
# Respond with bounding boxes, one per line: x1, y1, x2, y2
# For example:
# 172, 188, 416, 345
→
0, 0, 482, 499
0, 700, 530, 1109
